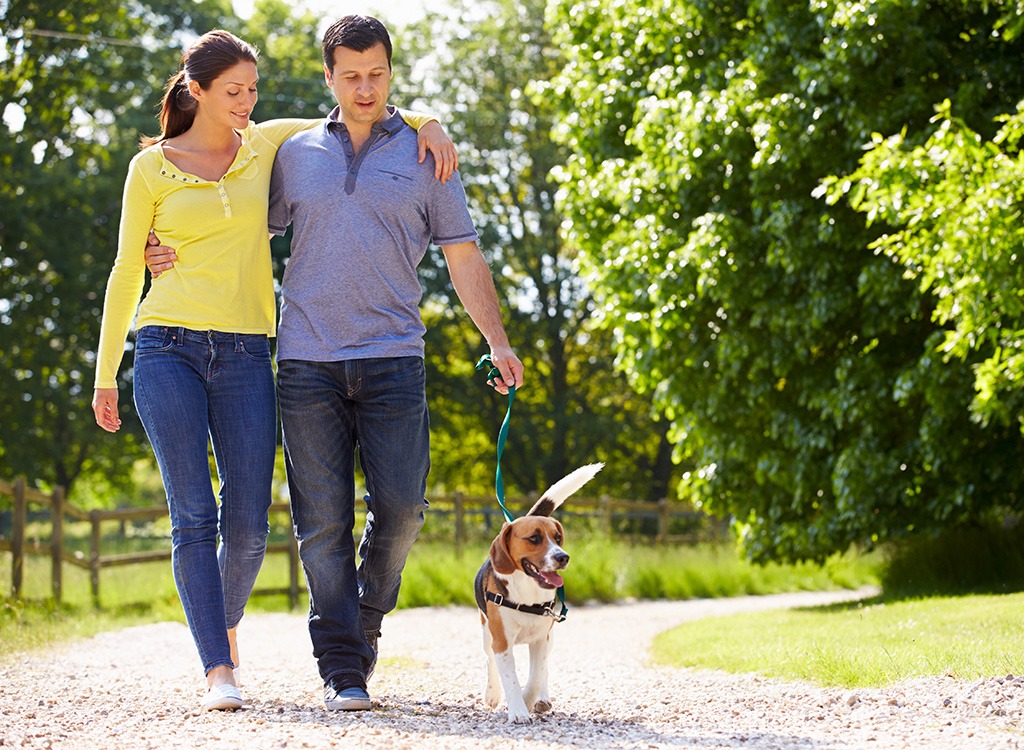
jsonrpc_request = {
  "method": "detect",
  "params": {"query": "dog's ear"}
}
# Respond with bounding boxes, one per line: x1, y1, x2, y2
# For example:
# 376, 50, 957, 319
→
490, 523, 518, 575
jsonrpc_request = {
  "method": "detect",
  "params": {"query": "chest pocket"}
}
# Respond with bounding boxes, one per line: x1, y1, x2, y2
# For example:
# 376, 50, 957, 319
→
362, 168, 422, 219
376, 168, 414, 184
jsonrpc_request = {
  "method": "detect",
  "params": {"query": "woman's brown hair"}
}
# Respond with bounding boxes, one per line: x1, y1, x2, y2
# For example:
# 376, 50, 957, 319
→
140, 30, 259, 148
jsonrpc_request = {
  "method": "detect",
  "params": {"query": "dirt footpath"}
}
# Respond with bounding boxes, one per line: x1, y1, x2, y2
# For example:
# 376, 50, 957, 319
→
1, 588, 1022, 749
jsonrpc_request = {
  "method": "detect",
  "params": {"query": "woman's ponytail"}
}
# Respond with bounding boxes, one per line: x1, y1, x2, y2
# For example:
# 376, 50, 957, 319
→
139, 69, 198, 148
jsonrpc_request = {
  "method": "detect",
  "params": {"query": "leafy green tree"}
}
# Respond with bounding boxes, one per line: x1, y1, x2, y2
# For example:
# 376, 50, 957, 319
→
0, 0, 230, 494
822, 99, 1024, 435
546, 0, 1024, 561
396, 0, 676, 500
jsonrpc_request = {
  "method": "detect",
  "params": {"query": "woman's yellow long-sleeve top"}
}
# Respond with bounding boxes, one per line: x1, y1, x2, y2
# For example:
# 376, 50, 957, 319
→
94, 113, 433, 389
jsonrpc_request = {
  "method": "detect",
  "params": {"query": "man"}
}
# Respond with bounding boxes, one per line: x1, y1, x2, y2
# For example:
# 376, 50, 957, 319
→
270, 16, 522, 711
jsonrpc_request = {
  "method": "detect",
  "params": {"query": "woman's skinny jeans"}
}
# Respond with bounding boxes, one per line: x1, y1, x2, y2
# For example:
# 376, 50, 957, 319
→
133, 326, 275, 674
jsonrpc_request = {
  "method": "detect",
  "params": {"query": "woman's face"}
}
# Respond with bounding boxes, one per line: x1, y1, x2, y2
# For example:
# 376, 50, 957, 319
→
189, 61, 259, 130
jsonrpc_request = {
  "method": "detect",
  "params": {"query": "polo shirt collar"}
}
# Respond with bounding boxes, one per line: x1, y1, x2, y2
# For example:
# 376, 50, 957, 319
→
325, 105, 404, 135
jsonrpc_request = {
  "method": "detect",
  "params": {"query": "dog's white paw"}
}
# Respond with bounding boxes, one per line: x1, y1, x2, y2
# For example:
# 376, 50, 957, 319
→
532, 699, 552, 713
485, 685, 502, 709
507, 709, 533, 724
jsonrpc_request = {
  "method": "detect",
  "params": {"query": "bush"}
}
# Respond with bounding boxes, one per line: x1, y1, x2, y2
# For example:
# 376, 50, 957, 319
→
880, 518, 1024, 597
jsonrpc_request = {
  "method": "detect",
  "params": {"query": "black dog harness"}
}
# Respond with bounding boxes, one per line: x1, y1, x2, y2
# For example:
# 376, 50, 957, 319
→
475, 562, 566, 621
484, 590, 563, 619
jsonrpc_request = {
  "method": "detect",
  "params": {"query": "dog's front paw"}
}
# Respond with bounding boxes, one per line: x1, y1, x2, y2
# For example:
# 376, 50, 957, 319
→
507, 709, 533, 724
484, 684, 502, 709
532, 699, 552, 713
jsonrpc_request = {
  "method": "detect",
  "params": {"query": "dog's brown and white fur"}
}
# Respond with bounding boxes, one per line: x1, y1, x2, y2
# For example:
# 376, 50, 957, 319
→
474, 463, 603, 723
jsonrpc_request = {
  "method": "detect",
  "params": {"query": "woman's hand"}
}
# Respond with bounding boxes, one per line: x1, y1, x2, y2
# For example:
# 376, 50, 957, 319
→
92, 388, 122, 433
417, 120, 458, 183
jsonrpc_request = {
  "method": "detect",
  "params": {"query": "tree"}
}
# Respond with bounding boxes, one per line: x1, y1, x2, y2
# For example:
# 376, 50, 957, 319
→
546, 0, 1024, 562
0, 0, 231, 494
822, 98, 1024, 435
395, 0, 676, 500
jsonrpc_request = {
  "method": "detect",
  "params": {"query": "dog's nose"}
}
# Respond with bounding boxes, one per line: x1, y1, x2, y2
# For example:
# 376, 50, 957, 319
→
554, 551, 569, 568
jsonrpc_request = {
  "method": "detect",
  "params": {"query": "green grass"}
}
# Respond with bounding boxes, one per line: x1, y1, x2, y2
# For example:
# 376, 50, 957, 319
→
395, 539, 877, 608
0, 597, 185, 659
651, 592, 1024, 688
0, 539, 878, 657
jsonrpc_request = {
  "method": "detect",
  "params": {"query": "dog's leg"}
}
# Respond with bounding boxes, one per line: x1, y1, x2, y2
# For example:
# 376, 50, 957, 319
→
481, 619, 502, 709
494, 649, 531, 723
523, 630, 553, 713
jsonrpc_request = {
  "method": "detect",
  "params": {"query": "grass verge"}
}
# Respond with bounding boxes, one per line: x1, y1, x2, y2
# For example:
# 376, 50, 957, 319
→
0, 540, 877, 658
651, 592, 1024, 688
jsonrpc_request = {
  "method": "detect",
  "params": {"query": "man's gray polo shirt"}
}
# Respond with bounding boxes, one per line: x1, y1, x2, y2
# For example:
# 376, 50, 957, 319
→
268, 105, 480, 362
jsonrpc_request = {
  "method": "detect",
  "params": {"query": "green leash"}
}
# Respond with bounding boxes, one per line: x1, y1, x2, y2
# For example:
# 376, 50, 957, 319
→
476, 355, 568, 621
475, 355, 517, 524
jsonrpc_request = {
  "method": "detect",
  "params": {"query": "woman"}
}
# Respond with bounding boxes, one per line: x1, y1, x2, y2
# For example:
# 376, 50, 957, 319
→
91, 30, 453, 711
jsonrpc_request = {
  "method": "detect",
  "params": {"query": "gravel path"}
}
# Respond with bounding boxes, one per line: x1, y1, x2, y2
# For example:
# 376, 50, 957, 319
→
2, 587, 1022, 749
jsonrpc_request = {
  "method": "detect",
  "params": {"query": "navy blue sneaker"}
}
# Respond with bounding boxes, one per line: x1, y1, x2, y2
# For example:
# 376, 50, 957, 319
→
324, 684, 371, 711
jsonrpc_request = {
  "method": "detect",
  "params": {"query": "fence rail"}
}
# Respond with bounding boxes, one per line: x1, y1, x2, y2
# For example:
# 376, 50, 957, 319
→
0, 476, 723, 608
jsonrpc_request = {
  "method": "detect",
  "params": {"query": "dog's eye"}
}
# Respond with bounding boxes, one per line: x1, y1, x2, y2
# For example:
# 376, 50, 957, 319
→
554, 534, 563, 544
526, 534, 542, 544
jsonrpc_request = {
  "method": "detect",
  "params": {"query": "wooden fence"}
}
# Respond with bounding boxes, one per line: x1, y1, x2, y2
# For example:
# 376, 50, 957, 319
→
0, 477, 724, 608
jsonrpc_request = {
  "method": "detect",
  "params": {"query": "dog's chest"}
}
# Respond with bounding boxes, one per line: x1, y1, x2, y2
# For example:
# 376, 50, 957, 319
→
499, 609, 555, 646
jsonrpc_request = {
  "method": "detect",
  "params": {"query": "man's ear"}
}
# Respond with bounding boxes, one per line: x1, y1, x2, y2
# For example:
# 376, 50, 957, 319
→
324, 64, 332, 86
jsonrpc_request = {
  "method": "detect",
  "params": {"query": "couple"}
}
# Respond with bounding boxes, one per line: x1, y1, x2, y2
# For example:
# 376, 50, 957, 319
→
92, 16, 523, 712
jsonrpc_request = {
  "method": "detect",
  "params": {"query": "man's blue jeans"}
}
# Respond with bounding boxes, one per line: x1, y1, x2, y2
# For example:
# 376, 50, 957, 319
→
278, 357, 429, 687
133, 326, 275, 674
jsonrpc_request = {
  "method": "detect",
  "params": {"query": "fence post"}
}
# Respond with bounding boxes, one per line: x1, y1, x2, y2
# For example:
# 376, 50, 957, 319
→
51, 486, 65, 604
454, 491, 465, 558
89, 510, 101, 607
287, 534, 300, 610
11, 477, 26, 599
657, 497, 669, 544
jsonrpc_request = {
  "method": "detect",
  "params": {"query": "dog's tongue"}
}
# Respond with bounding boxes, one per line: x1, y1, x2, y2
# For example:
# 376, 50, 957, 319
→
538, 570, 564, 588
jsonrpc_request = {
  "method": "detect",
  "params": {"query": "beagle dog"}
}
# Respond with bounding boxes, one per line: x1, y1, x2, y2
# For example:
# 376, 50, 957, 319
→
474, 463, 603, 723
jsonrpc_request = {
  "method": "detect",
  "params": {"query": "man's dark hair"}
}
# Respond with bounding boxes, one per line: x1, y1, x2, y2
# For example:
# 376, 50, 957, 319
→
321, 15, 393, 71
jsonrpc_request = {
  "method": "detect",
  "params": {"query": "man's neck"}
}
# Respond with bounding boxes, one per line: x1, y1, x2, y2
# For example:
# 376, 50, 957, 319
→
335, 105, 392, 152
346, 122, 374, 153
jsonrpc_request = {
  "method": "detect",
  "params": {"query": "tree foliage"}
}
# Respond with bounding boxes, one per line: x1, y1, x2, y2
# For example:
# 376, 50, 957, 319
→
397, 0, 676, 500
0, 0, 230, 494
821, 99, 1024, 434
547, 0, 1024, 561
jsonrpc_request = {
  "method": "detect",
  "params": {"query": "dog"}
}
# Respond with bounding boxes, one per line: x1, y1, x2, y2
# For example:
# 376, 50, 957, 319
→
474, 462, 603, 723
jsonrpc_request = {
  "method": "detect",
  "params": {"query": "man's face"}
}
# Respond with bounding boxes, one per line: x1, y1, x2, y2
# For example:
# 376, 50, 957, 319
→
325, 42, 392, 128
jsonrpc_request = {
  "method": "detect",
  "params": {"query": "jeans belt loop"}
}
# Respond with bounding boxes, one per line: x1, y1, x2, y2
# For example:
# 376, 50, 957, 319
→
174, 326, 186, 346
233, 332, 242, 353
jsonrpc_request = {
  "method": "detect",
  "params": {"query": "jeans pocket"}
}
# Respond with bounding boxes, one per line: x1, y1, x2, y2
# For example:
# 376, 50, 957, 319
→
134, 326, 175, 353
240, 336, 271, 362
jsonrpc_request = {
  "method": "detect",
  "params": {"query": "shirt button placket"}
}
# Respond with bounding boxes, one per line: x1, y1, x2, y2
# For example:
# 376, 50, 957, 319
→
218, 181, 232, 218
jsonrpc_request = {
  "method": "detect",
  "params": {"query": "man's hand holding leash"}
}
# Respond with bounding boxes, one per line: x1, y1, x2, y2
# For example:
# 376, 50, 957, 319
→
485, 346, 523, 396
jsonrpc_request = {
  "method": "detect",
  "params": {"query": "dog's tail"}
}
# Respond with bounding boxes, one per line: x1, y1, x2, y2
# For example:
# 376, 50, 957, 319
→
527, 462, 604, 517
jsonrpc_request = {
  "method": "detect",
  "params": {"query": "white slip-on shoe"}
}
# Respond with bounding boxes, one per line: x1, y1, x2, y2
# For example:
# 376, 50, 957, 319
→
202, 683, 243, 711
